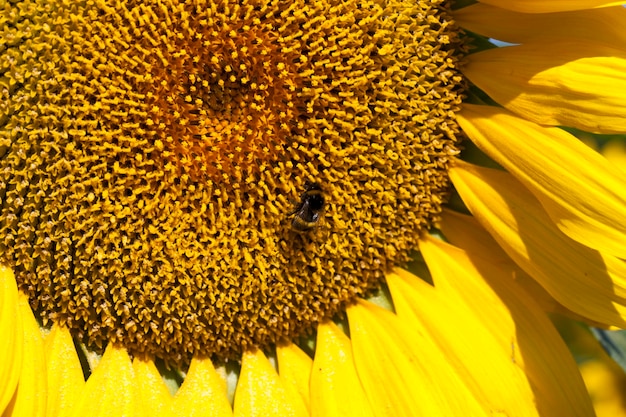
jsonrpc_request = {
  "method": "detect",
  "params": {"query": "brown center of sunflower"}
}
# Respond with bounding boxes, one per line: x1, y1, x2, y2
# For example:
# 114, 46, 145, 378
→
1, 0, 464, 362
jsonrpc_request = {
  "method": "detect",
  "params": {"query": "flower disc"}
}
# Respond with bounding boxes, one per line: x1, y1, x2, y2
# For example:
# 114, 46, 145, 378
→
1, 0, 464, 362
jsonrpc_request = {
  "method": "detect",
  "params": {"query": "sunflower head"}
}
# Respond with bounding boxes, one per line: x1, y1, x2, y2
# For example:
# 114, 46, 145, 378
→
6, 1, 626, 416
2, 0, 464, 363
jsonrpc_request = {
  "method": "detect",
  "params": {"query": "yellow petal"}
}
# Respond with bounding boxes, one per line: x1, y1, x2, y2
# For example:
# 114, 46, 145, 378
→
458, 104, 626, 260
234, 349, 307, 417
440, 209, 610, 328
44, 325, 85, 417
133, 358, 174, 417
276, 344, 313, 412
455, 4, 626, 47
450, 160, 626, 328
174, 356, 232, 417
310, 322, 374, 417
0, 267, 22, 414
464, 42, 626, 134
386, 269, 539, 416
69, 345, 139, 417
3, 294, 48, 417
475, 0, 624, 13
414, 238, 594, 416
346, 300, 489, 416
603, 139, 626, 175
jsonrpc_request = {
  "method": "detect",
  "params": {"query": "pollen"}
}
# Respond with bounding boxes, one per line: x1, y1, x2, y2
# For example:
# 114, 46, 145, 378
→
0, 0, 464, 362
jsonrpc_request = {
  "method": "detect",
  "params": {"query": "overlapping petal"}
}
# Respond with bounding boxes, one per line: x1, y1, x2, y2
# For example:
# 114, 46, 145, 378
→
440, 209, 610, 328
450, 160, 626, 328
439, 209, 558, 314
458, 104, 626, 260
346, 300, 489, 416
234, 349, 307, 417
0, 267, 22, 414
476, 0, 625, 13
464, 42, 626, 134
455, 4, 626, 47
408, 237, 594, 416
391, 268, 536, 413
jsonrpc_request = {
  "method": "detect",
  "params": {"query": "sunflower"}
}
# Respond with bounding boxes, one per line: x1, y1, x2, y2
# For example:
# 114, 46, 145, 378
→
1, 0, 624, 415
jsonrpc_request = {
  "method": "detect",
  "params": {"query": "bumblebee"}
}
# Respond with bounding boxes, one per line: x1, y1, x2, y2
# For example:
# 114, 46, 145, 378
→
290, 183, 325, 232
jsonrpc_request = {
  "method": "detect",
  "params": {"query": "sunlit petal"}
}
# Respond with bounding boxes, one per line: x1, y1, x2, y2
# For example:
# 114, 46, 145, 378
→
310, 322, 375, 417
44, 325, 85, 417
412, 238, 593, 416
450, 161, 626, 327
0, 267, 22, 414
68, 345, 139, 417
133, 358, 174, 417
3, 294, 47, 417
458, 104, 626, 261
173, 357, 232, 417
234, 349, 307, 417
440, 209, 610, 328
464, 43, 626, 134
347, 300, 489, 416
476, 0, 624, 13
276, 344, 313, 412
386, 269, 538, 416
455, 4, 626, 47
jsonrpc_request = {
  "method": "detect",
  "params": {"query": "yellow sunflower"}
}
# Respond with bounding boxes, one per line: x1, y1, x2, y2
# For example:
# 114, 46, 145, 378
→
1, 0, 625, 415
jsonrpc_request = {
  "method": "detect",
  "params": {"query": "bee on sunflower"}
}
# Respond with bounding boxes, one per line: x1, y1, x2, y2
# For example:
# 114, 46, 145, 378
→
2, 0, 625, 416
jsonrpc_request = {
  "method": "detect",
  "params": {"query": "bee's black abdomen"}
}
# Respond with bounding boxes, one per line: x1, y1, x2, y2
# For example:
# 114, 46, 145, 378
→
290, 183, 325, 231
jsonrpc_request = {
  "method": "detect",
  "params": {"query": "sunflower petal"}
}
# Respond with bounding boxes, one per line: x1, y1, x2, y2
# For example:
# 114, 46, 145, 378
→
0, 267, 22, 414
3, 294, 48, 417
450, 160, 626, 327
440, 209, 517, 263
174, 357, 232, 417
603, 140, 626, 175
476, 0, 624, 13
346, 300, 489, 416
464, 42, 626, 134
310, 322, 375, 417
276, 344, 313, 412
455, 4, 626, 47
412, 238, 595, 416
386, 269, 537, 416
458, 104, 626, 260
44, 325, 85, 417
234, 349, 308, 417
69, 345, 139, 417
440, 209, 611, 328
133, 358, 174, 417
